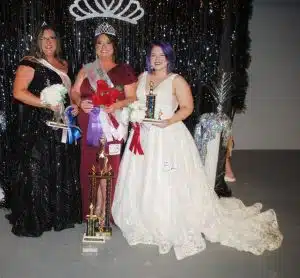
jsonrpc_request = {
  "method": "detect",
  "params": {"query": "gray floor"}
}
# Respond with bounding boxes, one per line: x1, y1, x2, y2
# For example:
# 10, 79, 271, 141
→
0, 150, 299, 278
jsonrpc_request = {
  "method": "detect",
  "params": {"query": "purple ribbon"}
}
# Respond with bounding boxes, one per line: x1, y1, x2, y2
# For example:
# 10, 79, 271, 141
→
87, 107, 103, 147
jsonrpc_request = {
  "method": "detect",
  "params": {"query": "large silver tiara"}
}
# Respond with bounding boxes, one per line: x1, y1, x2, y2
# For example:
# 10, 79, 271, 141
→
69, 0, 144, 25
95, 22, 116, 37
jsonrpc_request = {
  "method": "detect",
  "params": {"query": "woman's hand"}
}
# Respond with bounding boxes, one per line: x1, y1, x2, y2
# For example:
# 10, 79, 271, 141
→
48, 104, 61, 112
151, 119, 171, 128
80, 99, 94, 113
71, 104, 79, 116
104, 103, 118, 114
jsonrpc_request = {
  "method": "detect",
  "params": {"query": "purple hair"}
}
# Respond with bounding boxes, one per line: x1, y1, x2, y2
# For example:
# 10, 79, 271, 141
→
146, 41, 175, 73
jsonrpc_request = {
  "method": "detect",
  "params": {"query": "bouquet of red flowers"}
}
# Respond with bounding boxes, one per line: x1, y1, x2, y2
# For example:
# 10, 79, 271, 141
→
92, 80, 122, 107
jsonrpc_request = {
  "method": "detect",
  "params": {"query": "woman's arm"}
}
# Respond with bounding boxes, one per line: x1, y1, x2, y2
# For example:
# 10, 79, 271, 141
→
13, 65, 45, 107
71, 67, 86, 106
71, 67, 94, 114
153, 75, 194, 128
168, 75, 194, 125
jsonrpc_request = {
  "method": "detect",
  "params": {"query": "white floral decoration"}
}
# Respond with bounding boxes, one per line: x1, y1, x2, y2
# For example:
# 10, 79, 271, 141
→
128, 100, 146, 123
40, 84, 68, 106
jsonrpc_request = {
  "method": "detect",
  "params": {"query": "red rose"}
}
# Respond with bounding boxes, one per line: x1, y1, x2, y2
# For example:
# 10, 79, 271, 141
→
92, 80, 122, 106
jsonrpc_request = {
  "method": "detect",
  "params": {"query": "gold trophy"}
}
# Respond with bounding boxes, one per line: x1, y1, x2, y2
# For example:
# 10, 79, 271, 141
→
96, 137, 113, 238
145, 81, 156, 119
82, 136, 114, 247
85, 203, 98, 238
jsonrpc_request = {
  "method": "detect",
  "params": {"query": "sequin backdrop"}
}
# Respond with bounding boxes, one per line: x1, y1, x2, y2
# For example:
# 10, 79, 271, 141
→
0, 0, 253, 196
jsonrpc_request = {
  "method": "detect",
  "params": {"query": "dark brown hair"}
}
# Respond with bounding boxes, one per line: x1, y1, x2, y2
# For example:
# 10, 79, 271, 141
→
94, 33, 118, 62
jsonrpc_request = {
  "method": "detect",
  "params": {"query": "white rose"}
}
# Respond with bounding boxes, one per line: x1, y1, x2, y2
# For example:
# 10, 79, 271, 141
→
136, 110, 146, 123
40, 84, 67, 106
130, 109, 145, 123
130, 110, 138, 122
138, 102, 147, 111
129, 101, 140, 110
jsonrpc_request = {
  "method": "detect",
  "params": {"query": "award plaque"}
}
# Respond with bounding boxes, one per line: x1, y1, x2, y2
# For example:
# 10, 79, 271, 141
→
82, 137, 114, 255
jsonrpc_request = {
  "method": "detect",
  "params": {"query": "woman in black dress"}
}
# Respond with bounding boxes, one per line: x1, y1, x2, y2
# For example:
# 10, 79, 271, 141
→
7, 25, 82, 237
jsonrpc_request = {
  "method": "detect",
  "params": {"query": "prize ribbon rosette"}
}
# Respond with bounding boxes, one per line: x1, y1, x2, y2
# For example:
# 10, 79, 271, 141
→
87, 80, 126, 147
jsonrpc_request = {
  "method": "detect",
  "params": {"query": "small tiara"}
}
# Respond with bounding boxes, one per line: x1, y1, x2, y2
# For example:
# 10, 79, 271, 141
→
95, 22, 116, 37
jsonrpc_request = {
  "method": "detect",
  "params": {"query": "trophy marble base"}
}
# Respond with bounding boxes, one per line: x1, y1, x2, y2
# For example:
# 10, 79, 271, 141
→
81, 231, 112, 256
143, 118, 163, 123
82, 232, 105, 243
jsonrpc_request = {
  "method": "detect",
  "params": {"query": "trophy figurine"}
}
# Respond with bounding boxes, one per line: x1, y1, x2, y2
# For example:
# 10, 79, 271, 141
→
96, 137, 113, 176
158, 109, 163, 120
86, 203, 98, 237
145, 81, 156, 119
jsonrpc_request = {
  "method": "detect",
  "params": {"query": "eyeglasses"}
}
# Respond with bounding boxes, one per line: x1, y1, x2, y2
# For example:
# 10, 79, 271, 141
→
40, 36, 56, 41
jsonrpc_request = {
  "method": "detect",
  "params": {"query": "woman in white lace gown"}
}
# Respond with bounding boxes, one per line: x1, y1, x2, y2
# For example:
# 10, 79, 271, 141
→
112, 41, 283, 260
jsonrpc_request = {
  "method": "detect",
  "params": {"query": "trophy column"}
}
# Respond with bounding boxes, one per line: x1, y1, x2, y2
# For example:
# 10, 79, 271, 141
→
82, 136, 114, 245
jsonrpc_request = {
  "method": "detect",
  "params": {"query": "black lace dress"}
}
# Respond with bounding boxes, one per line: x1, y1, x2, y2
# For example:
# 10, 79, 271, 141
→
7, 59, 82, 237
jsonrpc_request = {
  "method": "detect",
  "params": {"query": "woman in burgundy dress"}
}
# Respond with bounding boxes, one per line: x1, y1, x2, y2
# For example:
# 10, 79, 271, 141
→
71, 23, 137, 220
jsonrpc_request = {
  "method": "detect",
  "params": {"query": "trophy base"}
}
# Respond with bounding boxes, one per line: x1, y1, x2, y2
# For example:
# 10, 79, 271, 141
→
81, 232, 106, 256
82, 232, 106, 243
101, 227, 112, 238
81, 244, 99, 256
143, 118, 163, 123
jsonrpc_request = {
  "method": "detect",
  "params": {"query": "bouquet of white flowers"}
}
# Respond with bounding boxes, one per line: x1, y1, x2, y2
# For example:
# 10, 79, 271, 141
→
40, 84, 68, 123
127, 101, 147, 123
40, 84, 68, 106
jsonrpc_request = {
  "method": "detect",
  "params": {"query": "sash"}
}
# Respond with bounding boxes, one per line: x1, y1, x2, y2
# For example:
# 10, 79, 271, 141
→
84, 59, 114, 91
38, 58, 72, 93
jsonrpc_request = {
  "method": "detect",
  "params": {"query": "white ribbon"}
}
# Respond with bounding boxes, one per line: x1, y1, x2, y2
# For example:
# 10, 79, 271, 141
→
98, 109, 128, 143
99, 109, 113, 142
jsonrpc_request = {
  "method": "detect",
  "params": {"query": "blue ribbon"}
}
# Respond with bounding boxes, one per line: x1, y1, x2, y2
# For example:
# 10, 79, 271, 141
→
65, 106, 81, 144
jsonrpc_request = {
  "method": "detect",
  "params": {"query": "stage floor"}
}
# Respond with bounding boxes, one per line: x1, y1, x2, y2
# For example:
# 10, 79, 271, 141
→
0, 150, 299, 278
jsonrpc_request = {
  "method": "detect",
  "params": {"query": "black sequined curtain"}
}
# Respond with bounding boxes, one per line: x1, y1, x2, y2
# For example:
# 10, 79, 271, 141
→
0, 0, 253, 198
